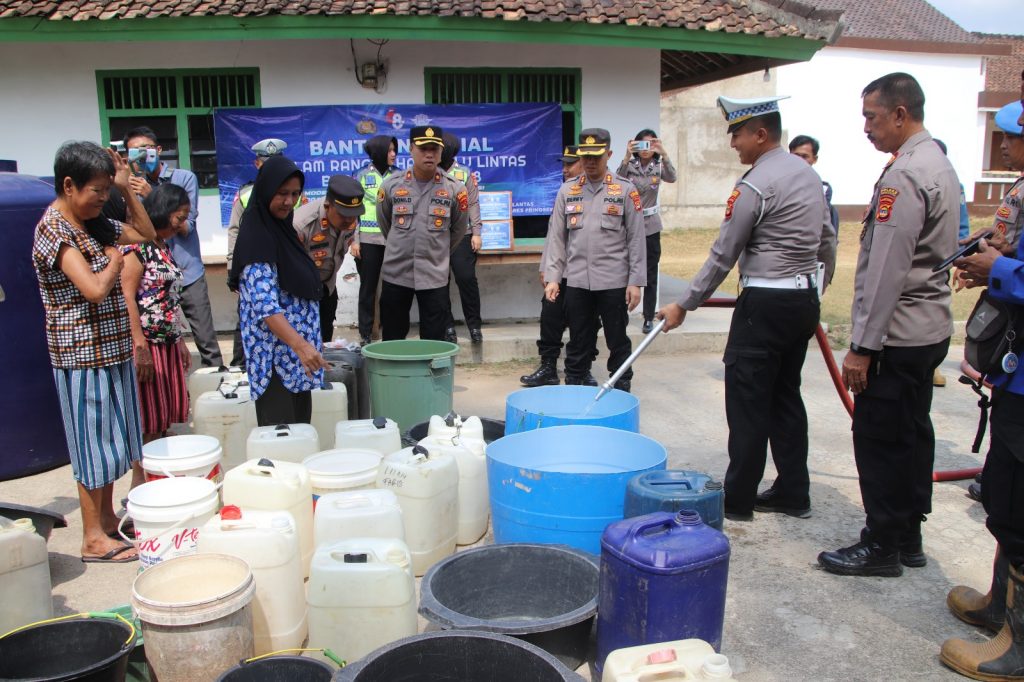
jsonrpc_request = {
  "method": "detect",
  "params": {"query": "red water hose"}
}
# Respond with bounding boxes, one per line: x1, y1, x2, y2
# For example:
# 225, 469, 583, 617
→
700, 297, 978, 482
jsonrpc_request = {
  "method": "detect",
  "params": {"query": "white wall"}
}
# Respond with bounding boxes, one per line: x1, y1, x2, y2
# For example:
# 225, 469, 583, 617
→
774, 46, 986, 207
0, 39, 658, 259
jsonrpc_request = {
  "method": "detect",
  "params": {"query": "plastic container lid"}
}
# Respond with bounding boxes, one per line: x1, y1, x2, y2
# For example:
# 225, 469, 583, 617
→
142, 434, 221, 461
303, 449, 382, 489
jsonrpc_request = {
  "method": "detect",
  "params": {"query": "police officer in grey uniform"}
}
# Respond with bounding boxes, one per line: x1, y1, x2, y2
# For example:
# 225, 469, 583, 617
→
542, 128, 646, 390
227, 138, 288, 366
658, 95, 837, 523
293, 175, 364, 342
818, 73, 959, 578
377, 125, 469, 341
440, 131, 484, 343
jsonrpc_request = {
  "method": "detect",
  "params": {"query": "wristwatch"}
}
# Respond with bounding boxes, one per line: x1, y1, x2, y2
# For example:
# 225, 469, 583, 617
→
849, 343, 875, 356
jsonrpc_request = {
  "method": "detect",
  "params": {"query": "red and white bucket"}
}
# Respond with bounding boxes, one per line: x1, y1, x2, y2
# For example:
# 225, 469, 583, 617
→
124, 477, 220, 569
142, 434, 223, 484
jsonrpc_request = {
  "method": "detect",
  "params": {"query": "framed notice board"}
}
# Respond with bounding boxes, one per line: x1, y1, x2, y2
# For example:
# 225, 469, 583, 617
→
479, 191, 515, 251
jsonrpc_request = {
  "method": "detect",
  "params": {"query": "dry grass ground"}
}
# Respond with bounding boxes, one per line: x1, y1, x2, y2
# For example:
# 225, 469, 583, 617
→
660, 224, 983, 328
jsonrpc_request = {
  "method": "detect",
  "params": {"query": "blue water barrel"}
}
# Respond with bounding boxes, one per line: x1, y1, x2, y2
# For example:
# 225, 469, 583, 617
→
487, 425, 666, 554
624, 470, 725, 530
0, 173, 70, 480
596, 511, 731, 675
504, 386, 639, 435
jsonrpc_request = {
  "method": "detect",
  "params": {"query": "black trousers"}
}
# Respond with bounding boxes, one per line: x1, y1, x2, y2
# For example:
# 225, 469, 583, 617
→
255, 372, 312, 426
319, 285, 339, 343
354, 243, 386, 340
447, 235, 482, 329
231, 296, 245, 368
723, 287, 819, 514
380, 281, 450, 341
852, 338, 950, 550
564, 287, 631, 381
537, 279, 570, 362
642, 232, 662, 321
179, 274, 223, 367
981, 391, 1024, 566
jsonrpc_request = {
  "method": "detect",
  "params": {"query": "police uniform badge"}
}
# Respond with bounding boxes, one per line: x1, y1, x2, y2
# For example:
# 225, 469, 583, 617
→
434, 218, 444, 228
629, 190, 642, 212
432, 207, 446, 217
395, 188, 409, 197
606, 205, 620, 216
998, 221, 1007, 234
569, 215, 578, 227
725, 189, 741, 219
876, 187, 899, 223
435, 189, 450, 199
457, 190, 469, 212
997, 205, 1012, 219
397, 216, 406, 226
377, 189, 385, 202
311, 233, 327, 243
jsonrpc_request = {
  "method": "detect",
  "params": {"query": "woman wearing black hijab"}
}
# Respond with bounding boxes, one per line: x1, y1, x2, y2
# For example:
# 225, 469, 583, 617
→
230, 155, 329, 425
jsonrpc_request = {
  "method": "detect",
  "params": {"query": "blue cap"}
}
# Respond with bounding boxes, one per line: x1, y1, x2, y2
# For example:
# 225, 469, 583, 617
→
995, 101, 1023, 136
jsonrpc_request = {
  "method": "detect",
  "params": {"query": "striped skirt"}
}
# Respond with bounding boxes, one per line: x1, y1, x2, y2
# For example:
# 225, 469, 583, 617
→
137, 341, 190, 435
53, 359, 144, 490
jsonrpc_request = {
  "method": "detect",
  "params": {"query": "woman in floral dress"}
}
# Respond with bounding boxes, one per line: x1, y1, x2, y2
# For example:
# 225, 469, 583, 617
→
121, 183, 192, 447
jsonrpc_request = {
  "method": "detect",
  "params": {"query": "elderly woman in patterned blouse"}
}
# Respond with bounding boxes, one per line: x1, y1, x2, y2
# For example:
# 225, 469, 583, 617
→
32, 141, 155, 564
228, 155, 329, 426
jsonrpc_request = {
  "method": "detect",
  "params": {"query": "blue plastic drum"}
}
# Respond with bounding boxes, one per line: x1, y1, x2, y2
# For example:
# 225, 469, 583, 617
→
504, 386, 639, 435
487, 425, 666, 554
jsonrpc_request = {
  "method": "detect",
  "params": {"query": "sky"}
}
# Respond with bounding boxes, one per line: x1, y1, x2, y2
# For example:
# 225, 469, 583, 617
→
926, 0, 1023, 35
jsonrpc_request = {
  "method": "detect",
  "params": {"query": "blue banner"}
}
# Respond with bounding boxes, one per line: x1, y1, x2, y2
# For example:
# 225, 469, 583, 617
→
213, 103, 564, 227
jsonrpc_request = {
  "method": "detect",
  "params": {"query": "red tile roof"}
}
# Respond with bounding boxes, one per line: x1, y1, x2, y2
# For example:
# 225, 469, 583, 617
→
0, 0, 841, 42
976, 33, 1024, 95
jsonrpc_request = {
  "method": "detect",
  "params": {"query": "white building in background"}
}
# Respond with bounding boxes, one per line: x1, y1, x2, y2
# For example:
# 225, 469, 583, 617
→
659, 0, 1011, 228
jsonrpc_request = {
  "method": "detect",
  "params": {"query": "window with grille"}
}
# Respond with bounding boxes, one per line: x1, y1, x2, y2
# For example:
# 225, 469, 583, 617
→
426, 68, 580, 146
97, 69, 260, 190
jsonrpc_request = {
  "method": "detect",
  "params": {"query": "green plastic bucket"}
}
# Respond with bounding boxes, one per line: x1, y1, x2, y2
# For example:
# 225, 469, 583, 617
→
361, 340, 460, 432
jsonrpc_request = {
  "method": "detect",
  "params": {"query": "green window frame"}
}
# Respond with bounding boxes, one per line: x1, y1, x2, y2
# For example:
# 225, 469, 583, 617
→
424, 68, 581, 245
96, 68, 261, 194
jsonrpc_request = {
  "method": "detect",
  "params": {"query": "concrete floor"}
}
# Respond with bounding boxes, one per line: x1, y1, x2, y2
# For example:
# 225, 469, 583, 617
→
0, 345, 993, 681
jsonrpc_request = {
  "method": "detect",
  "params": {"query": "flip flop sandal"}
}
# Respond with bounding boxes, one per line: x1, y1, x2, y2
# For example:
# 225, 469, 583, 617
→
81, 544, 138, 564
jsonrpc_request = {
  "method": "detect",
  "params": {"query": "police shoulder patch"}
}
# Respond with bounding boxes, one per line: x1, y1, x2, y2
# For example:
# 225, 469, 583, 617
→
725, 189, 741, 219
457, 190, 469, 211
875, 187, 899, 223
376, 188, 385, 202
629, 190, 641, 212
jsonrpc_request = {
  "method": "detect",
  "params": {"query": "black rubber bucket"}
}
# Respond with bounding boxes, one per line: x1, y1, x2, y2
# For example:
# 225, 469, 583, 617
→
0, 617, 137, 681
402, 417, 506, 447
216, 655, 334, 681
418, 543, 599, 670
333, 631, 585, 681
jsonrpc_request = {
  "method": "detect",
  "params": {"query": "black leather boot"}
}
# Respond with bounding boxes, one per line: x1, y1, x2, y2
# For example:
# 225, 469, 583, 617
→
520, 360, 559, 387
565, 372, 598, 387
899, 516, 927, 568
942, 562, 1024, 680
948, 548, 1009, 634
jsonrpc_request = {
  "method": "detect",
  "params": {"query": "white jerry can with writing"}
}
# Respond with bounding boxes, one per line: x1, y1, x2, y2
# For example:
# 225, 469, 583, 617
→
313, 489, 405, 548
307, 538, 417, 665
601, 639, 737, 682
187, 365, 247, 411
198, 506, 307, 655
309, 381, 348, 453
418, 433, 488, 545
192, 381, 258, 471
246, 423, 320, 464
334, 416, 401, 455
0, 518, 52, 635
377, 443, 458, 576
222, 458, 314, 578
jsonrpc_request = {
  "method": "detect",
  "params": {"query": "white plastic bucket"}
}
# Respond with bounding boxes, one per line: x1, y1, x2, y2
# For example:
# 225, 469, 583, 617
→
126, 477, 220, 570
131, 553, 256, 682
303, 448, 382, 503
142, 434, 224, 483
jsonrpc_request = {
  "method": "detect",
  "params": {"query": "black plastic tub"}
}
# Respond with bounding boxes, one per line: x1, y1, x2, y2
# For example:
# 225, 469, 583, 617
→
0, 617, 136, 681
418, 543, 599, 670
402, 417, 506, 447
333, 631, 585, 681
0, 502, 67, 541
216, 655, 334, 681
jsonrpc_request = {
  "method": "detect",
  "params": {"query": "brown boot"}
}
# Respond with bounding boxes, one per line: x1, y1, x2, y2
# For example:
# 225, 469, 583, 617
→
948, 549, 1009, 633
941, 563, 1024, 680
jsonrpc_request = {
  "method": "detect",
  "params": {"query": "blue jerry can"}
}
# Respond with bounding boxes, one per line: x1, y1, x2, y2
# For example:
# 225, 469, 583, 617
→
624, 470, 725, 530
596, 510, 731, 676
